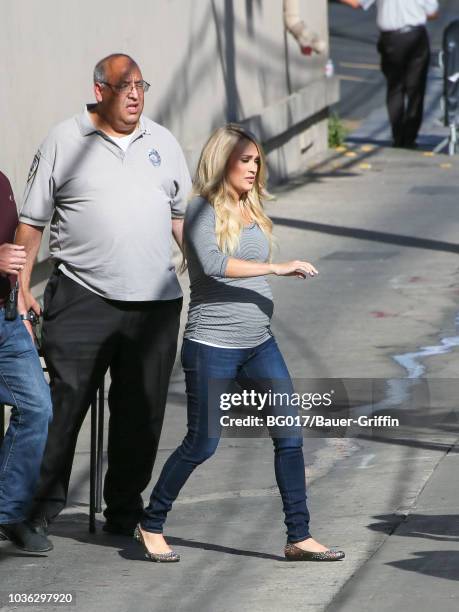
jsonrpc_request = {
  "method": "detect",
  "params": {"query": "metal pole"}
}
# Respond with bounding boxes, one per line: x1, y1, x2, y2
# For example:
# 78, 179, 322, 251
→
89, 395, 97, 533
95, 380, 105, 514
448, 124, 457, 156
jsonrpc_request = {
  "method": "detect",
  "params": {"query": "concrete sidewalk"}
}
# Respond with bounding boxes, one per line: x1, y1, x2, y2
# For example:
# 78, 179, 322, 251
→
328, 443, 459, 612
1, 70, 459, 611
322, 67, 459, 612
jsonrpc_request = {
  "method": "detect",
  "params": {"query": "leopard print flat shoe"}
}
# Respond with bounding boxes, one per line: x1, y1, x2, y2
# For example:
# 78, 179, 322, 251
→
284, 542, 345, 561
134, 524, 180, 563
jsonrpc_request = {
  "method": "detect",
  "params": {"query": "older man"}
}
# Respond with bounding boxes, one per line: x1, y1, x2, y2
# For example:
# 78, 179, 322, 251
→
340, 0, 439, 148
16, 54, 191, 539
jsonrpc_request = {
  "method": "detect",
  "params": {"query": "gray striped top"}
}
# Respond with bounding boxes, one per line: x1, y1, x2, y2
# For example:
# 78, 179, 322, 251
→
183, 196, 274, 348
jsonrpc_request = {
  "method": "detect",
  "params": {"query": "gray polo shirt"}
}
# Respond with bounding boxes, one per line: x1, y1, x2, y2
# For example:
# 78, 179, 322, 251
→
20, 107, 192, 301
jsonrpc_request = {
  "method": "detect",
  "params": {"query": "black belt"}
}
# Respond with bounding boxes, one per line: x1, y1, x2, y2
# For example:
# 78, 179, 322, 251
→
380, 24, 425, 36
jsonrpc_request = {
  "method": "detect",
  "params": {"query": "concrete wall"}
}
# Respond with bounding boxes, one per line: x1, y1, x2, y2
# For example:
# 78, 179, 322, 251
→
0, 0, 338, 200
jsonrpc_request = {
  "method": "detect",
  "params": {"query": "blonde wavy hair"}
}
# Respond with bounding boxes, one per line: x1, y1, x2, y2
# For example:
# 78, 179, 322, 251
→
184, 124, 274, 267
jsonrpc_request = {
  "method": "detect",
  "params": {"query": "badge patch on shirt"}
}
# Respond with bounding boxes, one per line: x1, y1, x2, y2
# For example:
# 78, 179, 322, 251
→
148, 148, 161, 167
27, 152, 41, 183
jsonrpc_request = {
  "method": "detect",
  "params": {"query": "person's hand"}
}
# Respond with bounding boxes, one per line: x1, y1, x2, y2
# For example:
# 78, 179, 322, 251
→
0, 243, 26, 275
339, 0, 361, 8
271, 260, 318, 279
21, 289, 42, 317
17, 288, 39, 343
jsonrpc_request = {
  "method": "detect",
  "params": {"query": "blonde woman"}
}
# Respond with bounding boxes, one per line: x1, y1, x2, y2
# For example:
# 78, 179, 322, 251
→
134, 124, 345, 563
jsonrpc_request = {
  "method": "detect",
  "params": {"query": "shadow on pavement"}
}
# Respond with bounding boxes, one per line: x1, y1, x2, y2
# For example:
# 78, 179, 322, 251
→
353, 514, 459, 583
355, 435, 456, 453
119, 536, 284, 562
386, 550, 459, 581
270, 217, 459, 255
45, 513, 285, 562
0, 548, 52, 561
368, 513, 459, 542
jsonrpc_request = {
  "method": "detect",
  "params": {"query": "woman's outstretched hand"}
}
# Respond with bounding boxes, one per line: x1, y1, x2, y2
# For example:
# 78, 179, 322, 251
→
271, 260, 318, 279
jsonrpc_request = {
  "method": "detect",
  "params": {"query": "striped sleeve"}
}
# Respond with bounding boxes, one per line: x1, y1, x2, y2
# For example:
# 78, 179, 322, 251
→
184, 197, 229, 278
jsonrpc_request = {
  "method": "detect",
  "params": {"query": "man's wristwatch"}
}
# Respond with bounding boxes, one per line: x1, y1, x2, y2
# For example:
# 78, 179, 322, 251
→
20, 311, 39, 325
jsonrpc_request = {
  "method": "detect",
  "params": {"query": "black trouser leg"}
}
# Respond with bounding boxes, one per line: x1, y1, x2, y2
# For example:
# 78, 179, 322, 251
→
378, 27, 430, 147
403, 30, 430, 146
103, 298, 182, 527
379, 37, 406, 146
386, 72, 406, 146
31, 271, 118, 521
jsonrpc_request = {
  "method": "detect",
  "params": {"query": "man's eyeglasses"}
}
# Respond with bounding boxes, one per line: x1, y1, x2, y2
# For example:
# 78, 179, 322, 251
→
99, 80, 150, 94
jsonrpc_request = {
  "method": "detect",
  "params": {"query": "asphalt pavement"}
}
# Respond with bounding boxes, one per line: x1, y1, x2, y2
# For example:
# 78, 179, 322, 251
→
2, 135, 458, 611
1, 19, 459, 612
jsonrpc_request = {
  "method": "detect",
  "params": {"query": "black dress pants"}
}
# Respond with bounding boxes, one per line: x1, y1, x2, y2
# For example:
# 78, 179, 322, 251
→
378, 26, 430, 147
30, 269, 182, 526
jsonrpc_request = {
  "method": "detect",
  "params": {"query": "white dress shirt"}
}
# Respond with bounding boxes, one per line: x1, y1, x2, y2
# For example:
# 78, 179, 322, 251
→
360, 0, 439, 31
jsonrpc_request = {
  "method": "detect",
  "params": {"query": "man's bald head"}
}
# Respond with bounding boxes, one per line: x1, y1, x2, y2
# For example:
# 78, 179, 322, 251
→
93, 53, 139, 85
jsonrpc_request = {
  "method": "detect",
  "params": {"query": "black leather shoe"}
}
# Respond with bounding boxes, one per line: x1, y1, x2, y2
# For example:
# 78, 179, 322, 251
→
0, 521, 53, 553
29, 515, 49, 535
102, 521, 136, 537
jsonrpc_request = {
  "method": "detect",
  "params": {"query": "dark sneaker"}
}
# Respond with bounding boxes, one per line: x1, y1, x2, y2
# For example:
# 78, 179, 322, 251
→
0, 521, 53, 553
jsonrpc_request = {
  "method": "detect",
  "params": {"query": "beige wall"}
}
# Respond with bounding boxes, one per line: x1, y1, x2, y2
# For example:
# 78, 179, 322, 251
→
0, 0, 338, 199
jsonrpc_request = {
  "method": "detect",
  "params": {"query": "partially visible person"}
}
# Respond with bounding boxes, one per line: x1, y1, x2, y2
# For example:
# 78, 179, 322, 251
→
134, 125, 346, 563
0, 170, 53, 553
283, 0, 327, 55
340, 0, 439, 148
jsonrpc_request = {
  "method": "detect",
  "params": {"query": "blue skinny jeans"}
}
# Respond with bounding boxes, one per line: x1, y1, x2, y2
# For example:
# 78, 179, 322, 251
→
141, 336, 311, 543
